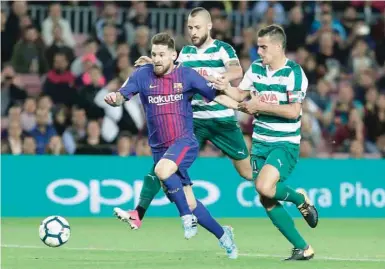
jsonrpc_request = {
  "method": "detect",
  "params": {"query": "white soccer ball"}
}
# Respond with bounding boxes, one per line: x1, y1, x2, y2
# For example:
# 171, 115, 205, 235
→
39, 216, 71, 247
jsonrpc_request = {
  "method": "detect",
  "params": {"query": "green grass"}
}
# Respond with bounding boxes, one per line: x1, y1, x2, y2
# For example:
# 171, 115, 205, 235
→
2, 218, 385, 269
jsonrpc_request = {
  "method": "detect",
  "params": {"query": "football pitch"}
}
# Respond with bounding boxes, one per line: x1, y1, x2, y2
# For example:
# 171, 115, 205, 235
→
2, 218, 384, 269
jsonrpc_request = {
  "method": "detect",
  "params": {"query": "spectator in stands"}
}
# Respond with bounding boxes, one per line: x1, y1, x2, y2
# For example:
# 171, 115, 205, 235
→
46, 135, 66, 155
125, 1, 151, 46
129, 26, 150, 65
300, 139, 314, 158
2, 121, 24, 155
22, 136, 37, 155
71, 38, 102, 77
11, 25, 48, 75
309, 7, 347, 41
364, 93, 385, 150
75, 55, 106, 89
1, 65, 27, 116
349, 139, 364, 158
77, 65, 105, 120
303, 53, 318, 85
96, 24, 118, 64
45, 24, 75, 68
115, 132, 133, 157
315, 31, 346, 82
285, 6, 308, 52
43, 52, 76, 107
93, 2, 126, 44
29, 108, 57, 154
62, 106, 87, 154
75, 120, 111, 155
21, 97, 37, 132
234, 28, 255, 61
1, 9, 13, 67
42, 3, 75, 48
211, 15, 233, 45
53, 105, 70, 135
348, 39, 377, 75
354, 69, 377, 104
324, 82, 363, 136
253, 0, 286, 25
341, 6, 358, 37
135, 136, 151, 156
307, 79, 332, 114
5, 1, 29, 51
103, 42, 131, 81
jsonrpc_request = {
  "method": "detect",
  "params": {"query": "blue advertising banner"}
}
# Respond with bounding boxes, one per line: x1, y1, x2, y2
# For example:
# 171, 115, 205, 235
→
1, 156, 384, 217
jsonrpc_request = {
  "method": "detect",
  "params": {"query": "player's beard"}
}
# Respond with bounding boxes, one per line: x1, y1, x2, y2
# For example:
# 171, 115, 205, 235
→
154, 62, 172, 76
191, 33, 208, 48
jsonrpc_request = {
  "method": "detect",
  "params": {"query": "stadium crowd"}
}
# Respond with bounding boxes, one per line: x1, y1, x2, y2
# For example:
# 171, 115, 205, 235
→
1, 1, 385, 158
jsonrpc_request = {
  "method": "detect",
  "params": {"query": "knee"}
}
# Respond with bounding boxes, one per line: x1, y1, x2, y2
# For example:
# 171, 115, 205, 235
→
239, 167, 253, 181
154, 164, 171, 181
255, 180, 275, 198
259, 196, 277, 211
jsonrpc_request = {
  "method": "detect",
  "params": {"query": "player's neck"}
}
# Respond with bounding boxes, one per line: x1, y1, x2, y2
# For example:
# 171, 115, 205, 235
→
268, 55, 287, 71
197, 36, 214, 50
164, 64, 175, 75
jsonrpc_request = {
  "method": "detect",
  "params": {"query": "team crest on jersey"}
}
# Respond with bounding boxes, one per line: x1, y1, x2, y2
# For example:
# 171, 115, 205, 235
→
173, 83, 183, 92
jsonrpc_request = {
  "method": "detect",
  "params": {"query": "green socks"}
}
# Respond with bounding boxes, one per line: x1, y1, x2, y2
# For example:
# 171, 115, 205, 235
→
266, 202, 307, 249
273, 182, 305, 206
137, 173, 161, 210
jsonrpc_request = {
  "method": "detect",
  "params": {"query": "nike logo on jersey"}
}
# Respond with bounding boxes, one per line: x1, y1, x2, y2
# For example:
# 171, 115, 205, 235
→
149, 84, 158, 89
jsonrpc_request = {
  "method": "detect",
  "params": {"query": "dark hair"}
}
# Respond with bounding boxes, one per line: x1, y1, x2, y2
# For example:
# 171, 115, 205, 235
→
189, 7, 208, 17
151, 32, 175, 50
257, 24, 287, 49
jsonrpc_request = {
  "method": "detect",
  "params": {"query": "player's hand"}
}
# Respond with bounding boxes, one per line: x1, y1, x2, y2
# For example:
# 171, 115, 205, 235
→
238, 92, 263, 114
216, 75, 229, 86
104, 92, 122, 107
134, 56, 153, 67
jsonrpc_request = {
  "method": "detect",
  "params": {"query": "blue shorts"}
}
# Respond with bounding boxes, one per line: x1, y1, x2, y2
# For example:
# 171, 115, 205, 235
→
152, 136, 199, 186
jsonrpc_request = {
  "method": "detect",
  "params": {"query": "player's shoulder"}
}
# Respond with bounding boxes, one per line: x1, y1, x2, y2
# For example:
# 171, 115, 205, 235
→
177, 65, 196, 75
213, 39, 235, 49
285, 59, 304, 72
180, 45, 198, 55
129, 64, 153, 79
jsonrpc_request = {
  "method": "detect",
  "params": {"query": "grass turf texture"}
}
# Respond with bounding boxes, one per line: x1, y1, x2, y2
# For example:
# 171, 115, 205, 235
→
2, 218, 385, 269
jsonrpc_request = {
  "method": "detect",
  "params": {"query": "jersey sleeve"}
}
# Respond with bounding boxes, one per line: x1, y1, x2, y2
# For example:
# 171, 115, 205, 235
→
238, 66, 255, 91
286, 65, 308, 104
187, 68, 216, 102
118, 70, 140, 100
219, 43, 239, 65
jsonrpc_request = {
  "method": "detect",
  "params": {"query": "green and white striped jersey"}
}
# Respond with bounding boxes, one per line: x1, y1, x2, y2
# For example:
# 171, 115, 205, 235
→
238, 59, 308, 146
177, 39, 239, 122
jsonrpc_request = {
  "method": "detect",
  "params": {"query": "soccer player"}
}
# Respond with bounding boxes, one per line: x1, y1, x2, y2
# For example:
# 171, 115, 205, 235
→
105, 32, 238, 258
115, 7, 252, 230
213, 25, 319, 261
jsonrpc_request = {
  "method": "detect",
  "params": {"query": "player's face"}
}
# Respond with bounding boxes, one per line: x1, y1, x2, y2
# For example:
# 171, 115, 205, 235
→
187, 16, 209, 47
151, 44, 175, 76
257, 36, 281, 66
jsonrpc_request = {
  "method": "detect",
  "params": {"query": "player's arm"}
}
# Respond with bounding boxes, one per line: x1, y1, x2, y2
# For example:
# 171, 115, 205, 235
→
213, 94, 239, 110
104, 72, 140, 106
214, 65, 253, 102
220, 44, 243, 83
252, 67, 308, 119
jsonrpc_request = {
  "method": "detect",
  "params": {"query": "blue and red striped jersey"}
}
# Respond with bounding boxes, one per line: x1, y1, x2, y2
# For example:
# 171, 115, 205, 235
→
119, 64, 216, 149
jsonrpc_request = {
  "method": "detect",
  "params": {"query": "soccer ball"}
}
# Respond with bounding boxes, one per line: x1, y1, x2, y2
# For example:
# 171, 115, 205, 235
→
39, 216, 71, 247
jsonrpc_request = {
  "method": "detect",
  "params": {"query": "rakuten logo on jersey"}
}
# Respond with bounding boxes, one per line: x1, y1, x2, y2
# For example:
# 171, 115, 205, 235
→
148, 94, 183, 106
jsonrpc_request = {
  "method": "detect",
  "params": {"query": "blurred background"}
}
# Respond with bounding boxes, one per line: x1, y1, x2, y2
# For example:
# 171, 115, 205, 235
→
1, 0, 385, 159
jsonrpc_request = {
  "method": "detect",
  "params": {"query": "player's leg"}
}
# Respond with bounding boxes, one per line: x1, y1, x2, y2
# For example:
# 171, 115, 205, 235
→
183, 184, 238, 259
252, 152, 315, 260
259, 195, 314, 260
208, 121, 253, 180
254, 148, 318, 228
114, 167, 161, 229
154, 137, 200, 239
